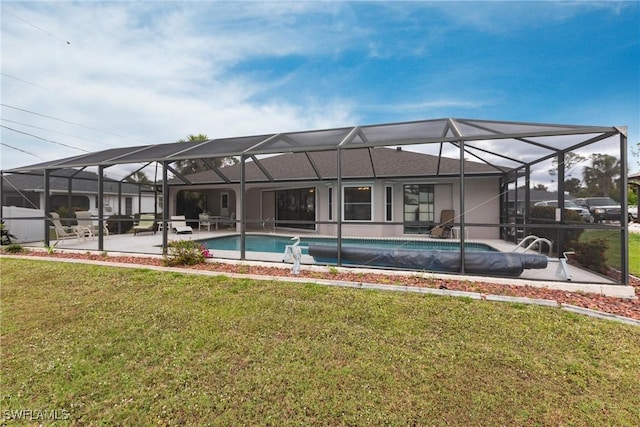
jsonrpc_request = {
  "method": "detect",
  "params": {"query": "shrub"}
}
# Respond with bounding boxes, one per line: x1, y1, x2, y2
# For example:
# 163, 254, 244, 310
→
106, 215, 134, 234
55, 206, 85, 226
3, 243, 23, 253
571, 238, 609, 274
529, 206, 585, 254
164, 240, 206, 266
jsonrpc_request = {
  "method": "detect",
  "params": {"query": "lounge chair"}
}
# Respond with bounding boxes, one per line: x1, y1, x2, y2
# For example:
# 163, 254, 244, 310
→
429, 209, 455, 239
170, 215, 193, 234
133, 214, 157, 236
49, 212, 81, 242
75, 210, 109, 238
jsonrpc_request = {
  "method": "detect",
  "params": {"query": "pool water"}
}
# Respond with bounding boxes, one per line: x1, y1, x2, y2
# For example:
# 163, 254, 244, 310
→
200, 234, 497, 255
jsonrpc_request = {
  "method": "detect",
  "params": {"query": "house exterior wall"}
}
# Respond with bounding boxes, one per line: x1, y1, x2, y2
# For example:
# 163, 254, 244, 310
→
450, 177, 500, 239
168, 176, 499, 238
234, 177, 500, 238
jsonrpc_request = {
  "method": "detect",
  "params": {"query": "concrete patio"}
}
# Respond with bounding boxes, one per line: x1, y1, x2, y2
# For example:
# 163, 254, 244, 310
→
18, 227, 635, 299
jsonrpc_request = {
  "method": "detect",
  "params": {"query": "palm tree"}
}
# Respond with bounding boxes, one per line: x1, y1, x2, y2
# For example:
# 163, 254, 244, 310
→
174, 134, 239, 175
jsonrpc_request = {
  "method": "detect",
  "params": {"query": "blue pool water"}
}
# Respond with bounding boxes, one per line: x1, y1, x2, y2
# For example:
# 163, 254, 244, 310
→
200, 234, 498, 255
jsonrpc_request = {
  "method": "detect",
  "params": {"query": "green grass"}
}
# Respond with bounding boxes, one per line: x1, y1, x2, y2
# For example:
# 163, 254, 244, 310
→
578, 230, 640, 276
2, 259, 639, 425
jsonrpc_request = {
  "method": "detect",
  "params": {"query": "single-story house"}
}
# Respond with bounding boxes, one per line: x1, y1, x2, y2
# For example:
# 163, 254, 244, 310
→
1, 117, 630, 284
170, 147, 502, 239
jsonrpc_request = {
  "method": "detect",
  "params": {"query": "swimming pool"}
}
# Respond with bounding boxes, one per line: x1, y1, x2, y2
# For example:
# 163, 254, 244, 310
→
200, 234, 498, 255
199, 234, 547, 276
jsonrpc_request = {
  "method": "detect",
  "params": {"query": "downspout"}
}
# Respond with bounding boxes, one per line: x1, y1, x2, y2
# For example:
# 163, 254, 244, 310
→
44, 169, 51, 247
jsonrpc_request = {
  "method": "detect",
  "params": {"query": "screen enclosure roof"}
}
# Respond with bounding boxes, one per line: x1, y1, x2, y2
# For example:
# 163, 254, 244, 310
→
4, 117, 622, 173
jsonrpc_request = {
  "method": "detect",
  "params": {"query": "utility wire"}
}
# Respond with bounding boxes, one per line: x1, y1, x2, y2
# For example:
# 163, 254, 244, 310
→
1, 103, 150, 144
1, 125, 90, 153
0, 72, 54, 92
0, 142, 43, 159
1, 118, 117, 147
4, 10, 71, 45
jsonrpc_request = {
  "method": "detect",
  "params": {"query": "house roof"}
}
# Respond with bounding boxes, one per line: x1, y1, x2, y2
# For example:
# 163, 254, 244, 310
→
179, 147, 501, 185
2, 169, 145, 195
4, 117, 621, 174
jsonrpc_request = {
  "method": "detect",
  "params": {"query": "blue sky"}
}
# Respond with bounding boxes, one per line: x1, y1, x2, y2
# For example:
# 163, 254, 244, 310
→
1, 1, 639, 177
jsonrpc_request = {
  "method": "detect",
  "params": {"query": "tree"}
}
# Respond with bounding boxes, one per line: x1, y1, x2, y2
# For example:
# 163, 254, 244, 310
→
124, 171, 151, 184
563, 178, 582, 195
174, 134, 239, 175
582, 153, 620, 198
549, 152, 586, 177
533, 184, 548, 191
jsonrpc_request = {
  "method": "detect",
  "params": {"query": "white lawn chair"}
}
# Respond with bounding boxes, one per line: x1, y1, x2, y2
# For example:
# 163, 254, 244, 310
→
49, 212, 81, 243
75, 210, 109, 238
170, 215, 193, 234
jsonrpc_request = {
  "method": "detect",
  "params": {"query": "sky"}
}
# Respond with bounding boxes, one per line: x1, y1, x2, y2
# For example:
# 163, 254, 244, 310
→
1, 1, 639, 180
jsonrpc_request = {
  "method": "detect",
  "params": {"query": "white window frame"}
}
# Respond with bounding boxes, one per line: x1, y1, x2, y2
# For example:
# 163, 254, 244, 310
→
385, 185, 393, 222
342, 184, 373, 222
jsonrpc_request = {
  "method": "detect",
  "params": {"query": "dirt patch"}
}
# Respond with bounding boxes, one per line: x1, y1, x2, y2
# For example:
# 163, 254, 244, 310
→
8, 249, 640, 321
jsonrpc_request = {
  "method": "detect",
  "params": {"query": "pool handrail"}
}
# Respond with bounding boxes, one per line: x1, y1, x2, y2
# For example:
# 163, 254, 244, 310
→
512, 235, 553, 256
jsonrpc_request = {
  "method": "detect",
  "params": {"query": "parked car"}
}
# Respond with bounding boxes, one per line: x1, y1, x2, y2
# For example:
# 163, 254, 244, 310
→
574, 197, 622, 223
629, 205, 638, 223
533, 200, 593, 222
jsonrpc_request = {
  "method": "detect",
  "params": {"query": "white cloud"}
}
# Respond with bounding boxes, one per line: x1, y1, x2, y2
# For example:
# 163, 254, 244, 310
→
0, 2, 363, 175
1, 1, 636, 178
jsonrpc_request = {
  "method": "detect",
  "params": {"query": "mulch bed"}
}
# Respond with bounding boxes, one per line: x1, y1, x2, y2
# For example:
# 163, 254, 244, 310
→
8, 249, 640, 321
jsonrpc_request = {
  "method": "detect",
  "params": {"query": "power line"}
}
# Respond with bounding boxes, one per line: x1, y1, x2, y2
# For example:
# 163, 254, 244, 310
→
0, 142, 43, 159
0, 72, 54, 92
4, 10, 71, 45
1, 103, 150, 144
1, 125, 91, 153
1, 118, 117, 147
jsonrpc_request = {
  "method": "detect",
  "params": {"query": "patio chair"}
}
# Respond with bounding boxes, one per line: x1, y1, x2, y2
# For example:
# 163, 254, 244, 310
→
429, 209, 455, 239
49, 212, 80, 242
198, 213, 212, 231
222, 212, 236, 229
170, 215, 193, 234
75, 210, 109, 238
133, 214, 157, 236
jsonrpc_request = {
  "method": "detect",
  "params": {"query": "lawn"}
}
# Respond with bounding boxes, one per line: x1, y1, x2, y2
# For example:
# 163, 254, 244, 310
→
2, 258, 639, 426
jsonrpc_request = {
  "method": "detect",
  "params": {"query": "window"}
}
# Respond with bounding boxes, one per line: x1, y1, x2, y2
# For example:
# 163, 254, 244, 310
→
275, 187, 316, 229
343, 186, 372, 221
385, 186, 393, 221
403, 184, 434, 233
328, 187, 333, 221
125, 197, 133, 215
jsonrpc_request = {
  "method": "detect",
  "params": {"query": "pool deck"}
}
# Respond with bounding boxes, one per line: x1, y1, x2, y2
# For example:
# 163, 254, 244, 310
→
18, 228, 635, 298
